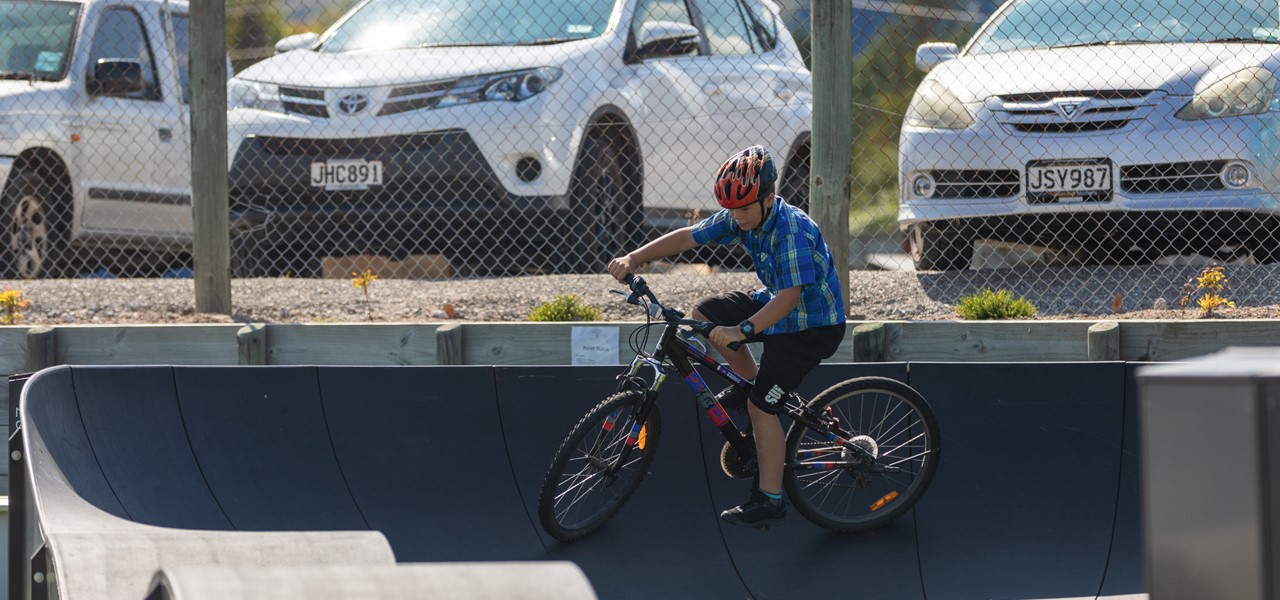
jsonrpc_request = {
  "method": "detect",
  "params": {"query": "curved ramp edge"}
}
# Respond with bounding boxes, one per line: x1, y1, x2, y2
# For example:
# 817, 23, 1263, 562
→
494, 366, 749, 599
56, 530, 394, 600
146, 562, 596, 600
910, 362, 1129, 600
703, 363, 926, 600
317, 366, 545, 561
172, 366, 367, 531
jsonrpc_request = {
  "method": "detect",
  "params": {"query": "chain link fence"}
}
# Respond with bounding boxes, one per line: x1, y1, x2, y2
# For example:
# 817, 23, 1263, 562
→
1, 0, 1279, 314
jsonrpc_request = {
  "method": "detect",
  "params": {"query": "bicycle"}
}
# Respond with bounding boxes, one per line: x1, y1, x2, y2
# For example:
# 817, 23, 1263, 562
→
537, 275, 941, 542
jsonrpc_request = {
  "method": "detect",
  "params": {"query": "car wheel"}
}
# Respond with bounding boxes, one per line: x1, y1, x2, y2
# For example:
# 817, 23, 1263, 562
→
779, 152, 810, 214
908, 221, 971, 271
0, 170, 70, 279
558, 131, 641, 274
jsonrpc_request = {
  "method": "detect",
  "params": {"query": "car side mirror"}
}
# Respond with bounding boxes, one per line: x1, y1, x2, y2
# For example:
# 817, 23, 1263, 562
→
88, 59, 145, 97
275, 32, 319, 54
915, 42, 958, 73
635, 20, 700, 59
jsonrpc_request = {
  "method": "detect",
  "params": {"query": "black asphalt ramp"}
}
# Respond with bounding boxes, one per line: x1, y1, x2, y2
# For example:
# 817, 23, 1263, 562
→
909, 362, 1129, 600
18, 363, 1146, 600
495, 366, 750, 599
318, 366, 544, 561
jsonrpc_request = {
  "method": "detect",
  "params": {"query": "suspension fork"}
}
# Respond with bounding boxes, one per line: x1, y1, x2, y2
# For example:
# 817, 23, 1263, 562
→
599, 354, 666, 476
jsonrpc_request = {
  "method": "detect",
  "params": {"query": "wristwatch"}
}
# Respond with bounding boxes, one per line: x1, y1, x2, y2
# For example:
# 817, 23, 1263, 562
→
738, 319, 756, 337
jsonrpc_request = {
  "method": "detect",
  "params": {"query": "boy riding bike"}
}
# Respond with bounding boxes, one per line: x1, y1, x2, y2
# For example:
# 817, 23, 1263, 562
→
607, 145, 846, 529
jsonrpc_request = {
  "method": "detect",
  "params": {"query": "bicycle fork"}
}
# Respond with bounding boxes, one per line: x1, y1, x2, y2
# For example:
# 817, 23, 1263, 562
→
595, 355, 667, 479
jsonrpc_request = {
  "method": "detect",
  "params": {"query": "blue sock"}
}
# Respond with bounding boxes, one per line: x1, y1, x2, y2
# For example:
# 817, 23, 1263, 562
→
760, 489, 782, 503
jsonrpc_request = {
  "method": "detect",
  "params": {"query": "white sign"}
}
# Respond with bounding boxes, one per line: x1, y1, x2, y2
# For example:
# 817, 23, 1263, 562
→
571, 326, 618, 366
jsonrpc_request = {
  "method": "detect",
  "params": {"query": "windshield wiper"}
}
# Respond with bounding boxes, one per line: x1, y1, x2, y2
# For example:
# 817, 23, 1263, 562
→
517, 37, 582, 46
1051, 40, 1154, 49
416, 42, 505, 49
1205, 36, 1278, 44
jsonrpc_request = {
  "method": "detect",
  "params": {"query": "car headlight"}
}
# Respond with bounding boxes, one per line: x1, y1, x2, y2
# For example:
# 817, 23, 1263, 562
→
1176, 68, 1279, 121
905, 80, 974, 129
438, 67, 562, 108
228, 79, 284, 113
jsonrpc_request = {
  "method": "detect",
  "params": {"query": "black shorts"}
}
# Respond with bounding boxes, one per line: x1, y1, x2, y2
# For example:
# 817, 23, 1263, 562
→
693, 291, 846, 414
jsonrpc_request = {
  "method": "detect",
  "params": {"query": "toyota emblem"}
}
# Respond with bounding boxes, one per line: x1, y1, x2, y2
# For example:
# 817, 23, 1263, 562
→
338, 93, 369, 115
1054, 100, 1082, 120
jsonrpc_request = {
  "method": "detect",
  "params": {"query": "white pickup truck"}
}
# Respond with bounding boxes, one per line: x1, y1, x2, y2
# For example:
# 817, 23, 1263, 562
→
0, 0, 193, 278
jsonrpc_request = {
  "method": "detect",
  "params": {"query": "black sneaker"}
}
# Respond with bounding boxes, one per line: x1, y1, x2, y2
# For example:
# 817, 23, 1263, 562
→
720, 489, 786, 529
716, 386, 749, 413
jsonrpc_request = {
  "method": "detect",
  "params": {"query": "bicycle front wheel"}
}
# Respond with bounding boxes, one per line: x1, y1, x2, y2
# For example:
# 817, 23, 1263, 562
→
784, 377, 940, 532
538, 390, 662, 542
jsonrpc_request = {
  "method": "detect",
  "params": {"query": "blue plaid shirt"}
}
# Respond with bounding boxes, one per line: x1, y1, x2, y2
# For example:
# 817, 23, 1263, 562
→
691, 198, 845, 334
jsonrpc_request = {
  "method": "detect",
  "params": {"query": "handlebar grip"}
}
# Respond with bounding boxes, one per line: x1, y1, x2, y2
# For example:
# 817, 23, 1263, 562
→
727, 341, 742, 351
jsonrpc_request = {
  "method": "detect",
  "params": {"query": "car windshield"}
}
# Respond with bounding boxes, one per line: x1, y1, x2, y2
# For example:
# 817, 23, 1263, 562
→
0, 0, 79, 80
967, 0, 1280, 54
320, 0, 617, 52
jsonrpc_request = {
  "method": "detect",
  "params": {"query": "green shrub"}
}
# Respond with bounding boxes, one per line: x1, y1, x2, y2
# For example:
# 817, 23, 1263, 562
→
528, 294, 602, 322
954, 288, 1038, 320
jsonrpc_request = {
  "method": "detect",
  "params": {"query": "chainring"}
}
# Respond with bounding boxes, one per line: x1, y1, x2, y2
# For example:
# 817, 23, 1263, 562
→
720, 434, 758, 480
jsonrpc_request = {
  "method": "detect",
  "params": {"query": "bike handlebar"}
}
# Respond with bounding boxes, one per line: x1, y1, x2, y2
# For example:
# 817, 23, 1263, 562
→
620, 274, 743, 351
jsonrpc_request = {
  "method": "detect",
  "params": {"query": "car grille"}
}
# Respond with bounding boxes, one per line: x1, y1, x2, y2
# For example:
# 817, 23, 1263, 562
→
995, 89, 1156, 134
279, 86, 328, 118
1121, 161, 1227, 194
250, 131, 465, 158
930, 169, 1020, 198
379, 79, 470, 116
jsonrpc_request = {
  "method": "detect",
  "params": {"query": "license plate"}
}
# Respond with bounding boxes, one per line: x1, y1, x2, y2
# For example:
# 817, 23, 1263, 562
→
310, 159, 383, 191
1026, 161, 1111, 194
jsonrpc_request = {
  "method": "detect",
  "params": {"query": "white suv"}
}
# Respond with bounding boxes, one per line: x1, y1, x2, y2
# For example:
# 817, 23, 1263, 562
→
225, 0, 813, 275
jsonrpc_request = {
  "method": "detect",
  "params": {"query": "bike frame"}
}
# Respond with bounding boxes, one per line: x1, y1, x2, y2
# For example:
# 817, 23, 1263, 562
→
611, 318, 856, 474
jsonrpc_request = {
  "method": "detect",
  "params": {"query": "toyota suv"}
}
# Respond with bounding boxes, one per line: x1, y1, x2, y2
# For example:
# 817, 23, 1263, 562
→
226, 0, 813, 275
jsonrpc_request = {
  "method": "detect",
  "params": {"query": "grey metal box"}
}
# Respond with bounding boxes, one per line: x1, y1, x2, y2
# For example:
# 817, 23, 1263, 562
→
1138, 349, 1280, 600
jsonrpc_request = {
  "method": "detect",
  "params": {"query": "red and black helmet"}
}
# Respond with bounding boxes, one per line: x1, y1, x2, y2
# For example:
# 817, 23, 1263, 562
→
713, 145, 777, 209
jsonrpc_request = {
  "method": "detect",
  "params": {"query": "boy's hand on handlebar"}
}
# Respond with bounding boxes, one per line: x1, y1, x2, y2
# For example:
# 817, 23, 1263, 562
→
709, 325, 746, 348
607, 255, 638, 282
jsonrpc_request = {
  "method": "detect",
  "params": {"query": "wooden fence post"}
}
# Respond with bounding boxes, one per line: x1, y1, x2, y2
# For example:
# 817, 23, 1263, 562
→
852, 322, 887, 362
436, 323, 463, 365
24, 326, 56, 373
1087, 321, 1120, 361
811, 0, 853, 313
237, 324, 267, 365
190, 0, 231, 314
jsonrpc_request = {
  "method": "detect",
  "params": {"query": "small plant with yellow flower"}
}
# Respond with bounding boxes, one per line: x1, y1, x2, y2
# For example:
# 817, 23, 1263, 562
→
351, 269, 378, 321
1180, 264, 1235, 318
0, 289, 31, 325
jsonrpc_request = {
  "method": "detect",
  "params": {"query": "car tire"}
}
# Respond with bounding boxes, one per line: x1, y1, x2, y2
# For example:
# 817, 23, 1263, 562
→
0, 169, 72, 279
557, 130, 642, 274
908, 221, 971, 271
779, 150, 810, 214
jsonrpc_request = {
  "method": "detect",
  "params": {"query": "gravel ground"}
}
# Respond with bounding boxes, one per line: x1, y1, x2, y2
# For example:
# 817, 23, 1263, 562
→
4, 262, 1280, 324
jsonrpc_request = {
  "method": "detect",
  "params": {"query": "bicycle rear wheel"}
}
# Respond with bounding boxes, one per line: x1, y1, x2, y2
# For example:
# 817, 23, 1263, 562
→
783, 376, 940, 532
538, 389, 662, 542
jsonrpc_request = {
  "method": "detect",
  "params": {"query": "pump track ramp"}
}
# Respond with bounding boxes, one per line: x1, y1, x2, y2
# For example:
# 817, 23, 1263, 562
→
15, 362, 1146, 599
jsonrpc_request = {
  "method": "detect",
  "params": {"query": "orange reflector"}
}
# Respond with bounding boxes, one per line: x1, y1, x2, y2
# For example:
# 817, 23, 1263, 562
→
870, 491, 899, 512
637, 425, 647, 450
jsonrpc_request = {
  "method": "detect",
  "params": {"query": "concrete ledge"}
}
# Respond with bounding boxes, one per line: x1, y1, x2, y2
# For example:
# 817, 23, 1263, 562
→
146, 563, 597, 600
